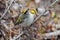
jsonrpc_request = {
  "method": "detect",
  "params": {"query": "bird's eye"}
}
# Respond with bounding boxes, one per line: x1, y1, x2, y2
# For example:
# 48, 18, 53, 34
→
30, 9, 37, 14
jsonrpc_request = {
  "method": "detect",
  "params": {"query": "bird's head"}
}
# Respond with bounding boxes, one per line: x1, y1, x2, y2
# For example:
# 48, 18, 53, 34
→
21, 8, 37, 15
30, 8, 37, 15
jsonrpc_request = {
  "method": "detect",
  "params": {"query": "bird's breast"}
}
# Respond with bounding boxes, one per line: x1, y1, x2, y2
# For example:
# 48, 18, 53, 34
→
23, 12, 35, 26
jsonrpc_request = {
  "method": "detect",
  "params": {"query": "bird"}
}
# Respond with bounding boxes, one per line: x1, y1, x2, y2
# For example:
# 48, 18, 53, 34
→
15, 8, 37, 27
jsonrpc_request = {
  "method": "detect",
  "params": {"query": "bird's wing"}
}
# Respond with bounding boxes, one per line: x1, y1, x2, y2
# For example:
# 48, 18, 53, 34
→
15, 14, 25, 24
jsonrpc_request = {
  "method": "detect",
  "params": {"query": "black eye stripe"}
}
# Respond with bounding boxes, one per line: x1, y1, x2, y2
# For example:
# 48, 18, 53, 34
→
36, 8, 38, 12
24, 9, 29, 14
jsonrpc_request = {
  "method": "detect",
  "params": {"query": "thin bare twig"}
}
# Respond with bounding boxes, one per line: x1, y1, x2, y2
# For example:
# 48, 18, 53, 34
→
50, 0, 59, 7
0, 0, 15, 20
43, 30, 60, 38
12, 32, 24, 40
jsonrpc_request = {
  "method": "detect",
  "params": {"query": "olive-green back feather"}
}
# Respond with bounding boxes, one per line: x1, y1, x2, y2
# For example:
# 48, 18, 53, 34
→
15, 9, 29, 25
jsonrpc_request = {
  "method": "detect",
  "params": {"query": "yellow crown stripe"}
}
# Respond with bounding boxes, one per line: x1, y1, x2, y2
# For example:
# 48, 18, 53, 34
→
30, 9, 37, 14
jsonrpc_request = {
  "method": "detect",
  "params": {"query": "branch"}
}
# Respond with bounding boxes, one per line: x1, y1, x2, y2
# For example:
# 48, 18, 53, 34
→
0, 0, 15, 20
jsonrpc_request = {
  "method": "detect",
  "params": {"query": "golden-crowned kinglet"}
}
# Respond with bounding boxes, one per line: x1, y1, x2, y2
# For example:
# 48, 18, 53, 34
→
15, 8, 37, 27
